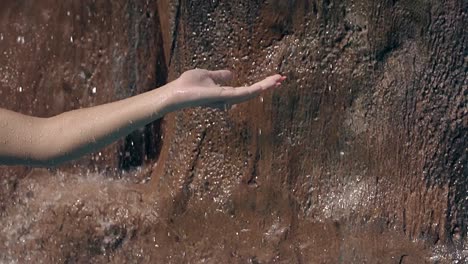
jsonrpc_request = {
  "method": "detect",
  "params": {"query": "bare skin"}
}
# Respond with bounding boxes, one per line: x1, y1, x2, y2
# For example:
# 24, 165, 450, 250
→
0, 69, 286, 167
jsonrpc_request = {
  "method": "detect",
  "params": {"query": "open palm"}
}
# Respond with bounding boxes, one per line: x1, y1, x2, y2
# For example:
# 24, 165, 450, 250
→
171, 69, 286, 110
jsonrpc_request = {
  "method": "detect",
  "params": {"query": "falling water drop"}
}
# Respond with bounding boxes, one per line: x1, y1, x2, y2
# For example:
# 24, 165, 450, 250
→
92, 87, 97, 94
17, 36, 25, 44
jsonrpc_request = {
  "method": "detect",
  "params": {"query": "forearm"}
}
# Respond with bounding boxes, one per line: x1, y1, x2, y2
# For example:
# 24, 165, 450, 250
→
36, 84, 177, 166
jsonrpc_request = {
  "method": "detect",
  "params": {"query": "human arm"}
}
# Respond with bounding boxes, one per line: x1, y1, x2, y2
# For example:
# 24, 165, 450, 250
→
0, 69, 286, 166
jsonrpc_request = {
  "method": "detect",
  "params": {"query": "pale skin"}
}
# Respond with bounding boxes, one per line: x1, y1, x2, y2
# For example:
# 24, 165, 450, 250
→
0, 69, 286, 167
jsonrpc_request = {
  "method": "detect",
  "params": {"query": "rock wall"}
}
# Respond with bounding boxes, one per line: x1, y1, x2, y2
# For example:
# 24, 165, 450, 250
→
0, 0, 466, 263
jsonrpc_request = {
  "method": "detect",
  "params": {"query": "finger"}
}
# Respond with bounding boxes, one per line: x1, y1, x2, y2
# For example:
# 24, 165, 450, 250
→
217, 75, 282, 106
208, 70, 233, 85
250, 74, 283, 92
222, 74, 282, 99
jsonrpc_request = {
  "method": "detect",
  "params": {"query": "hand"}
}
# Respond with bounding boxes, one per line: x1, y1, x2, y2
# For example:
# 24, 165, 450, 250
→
169, 69, 286, 110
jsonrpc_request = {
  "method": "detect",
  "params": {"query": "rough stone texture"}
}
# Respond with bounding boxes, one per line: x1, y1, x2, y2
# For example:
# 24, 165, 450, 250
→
0, 0, 467, 263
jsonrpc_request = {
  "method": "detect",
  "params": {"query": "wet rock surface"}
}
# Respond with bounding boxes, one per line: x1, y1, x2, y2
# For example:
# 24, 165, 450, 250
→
1, 0, 467, 263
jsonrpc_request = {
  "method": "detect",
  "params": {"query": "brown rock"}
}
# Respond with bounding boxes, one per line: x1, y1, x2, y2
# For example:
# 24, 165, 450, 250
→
0, 0, 466, 263
153, 0, 467, 262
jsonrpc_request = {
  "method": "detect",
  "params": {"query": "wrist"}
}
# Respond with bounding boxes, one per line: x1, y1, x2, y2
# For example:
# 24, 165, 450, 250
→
160, 79, 196, 111
157, 80, 186, 113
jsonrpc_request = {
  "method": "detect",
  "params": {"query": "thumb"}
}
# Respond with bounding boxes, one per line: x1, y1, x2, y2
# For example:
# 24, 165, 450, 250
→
208, 70, 233, 85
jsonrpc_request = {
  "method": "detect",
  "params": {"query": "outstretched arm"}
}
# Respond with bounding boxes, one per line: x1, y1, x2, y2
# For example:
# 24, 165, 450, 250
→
0, 69, 285, 166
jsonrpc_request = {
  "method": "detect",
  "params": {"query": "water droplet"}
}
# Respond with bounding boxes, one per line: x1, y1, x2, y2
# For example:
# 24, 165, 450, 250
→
79, 71, 86, 79
18, 86, 23, 92
70, 36, 74, 43
16, 36, 25, 44
91, 87, 97, 94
